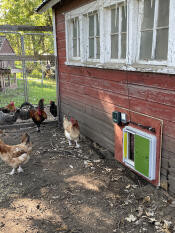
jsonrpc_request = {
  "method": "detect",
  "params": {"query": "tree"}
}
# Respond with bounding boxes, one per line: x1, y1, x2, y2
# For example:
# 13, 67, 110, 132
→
0, 0, 53, 56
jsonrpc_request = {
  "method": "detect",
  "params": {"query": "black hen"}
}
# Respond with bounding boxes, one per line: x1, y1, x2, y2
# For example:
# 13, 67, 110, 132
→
50, 101, 57, 117
18, 102, 34, 120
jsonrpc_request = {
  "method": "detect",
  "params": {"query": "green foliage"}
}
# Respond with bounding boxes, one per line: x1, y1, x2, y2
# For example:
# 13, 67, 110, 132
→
0, 0, 54, 56
0, 0, 52, 26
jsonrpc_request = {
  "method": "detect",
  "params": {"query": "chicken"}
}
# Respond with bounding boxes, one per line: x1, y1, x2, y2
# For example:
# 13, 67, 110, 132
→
18, 102, 34, 120
0, 101, 16, 113
6, 102, 16, 112
0, 133, 32, 175
29, 99, 47, 132
63, 115, 80, 148
50, 101, 57, 117
0, 110, 20, 125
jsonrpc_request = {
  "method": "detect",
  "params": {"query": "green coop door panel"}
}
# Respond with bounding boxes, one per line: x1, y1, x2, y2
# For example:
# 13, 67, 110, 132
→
134, 135, 150, 177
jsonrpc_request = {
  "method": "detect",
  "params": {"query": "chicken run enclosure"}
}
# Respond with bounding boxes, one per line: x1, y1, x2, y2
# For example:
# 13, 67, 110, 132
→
0, 25, 57, 115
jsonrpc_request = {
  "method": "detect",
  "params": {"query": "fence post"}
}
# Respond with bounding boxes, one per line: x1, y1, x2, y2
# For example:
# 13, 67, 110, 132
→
20, 35, 28, 102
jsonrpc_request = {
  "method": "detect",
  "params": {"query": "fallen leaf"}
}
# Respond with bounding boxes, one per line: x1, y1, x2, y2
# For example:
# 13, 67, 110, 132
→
126, 184, 131, 189
137, 206, 144, 217
125, 214, 137, 222
143, 196, 151, 203
145, 210, 154, 217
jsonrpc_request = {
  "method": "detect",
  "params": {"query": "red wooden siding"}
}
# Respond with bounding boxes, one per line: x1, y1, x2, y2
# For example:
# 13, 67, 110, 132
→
55, 2, 175, 193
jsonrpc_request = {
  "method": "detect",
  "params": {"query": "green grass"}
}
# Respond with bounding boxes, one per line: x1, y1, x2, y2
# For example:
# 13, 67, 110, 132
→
0, 78, 56, 108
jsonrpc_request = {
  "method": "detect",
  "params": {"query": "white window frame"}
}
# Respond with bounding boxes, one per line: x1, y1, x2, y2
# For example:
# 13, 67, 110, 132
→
137, 0, 170, 66
71, 17, 80, 59
65, 0, 175, 74
87, 11, 100, 60
106, 3, 128, 63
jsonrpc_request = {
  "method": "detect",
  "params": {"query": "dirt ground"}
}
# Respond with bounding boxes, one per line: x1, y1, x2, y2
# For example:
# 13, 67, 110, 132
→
0, 122, 175, 233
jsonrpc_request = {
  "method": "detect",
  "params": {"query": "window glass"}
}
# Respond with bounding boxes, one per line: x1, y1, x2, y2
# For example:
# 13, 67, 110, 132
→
72, 18, 80, 58
158, 0, 169, 27
121, 6, 127, 32
155, 28, 168, 60
111, 35, 118, 59
111, 8, 119, 33
89, 15, 94, 37
141, 0, 155, 30
89, 38, 94, 58
140, 31, 153, 59
121, 34, 126, 59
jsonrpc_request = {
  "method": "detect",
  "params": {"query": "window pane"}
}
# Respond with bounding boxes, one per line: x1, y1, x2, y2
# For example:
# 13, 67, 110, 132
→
122, 5, 127, 32
155, 28, 168, 60
89, 15, 94, 37
96, 14, 100, 36
111, 8, 119, 33
121, 33, 126, 59
158, 0, 169, 27
140, 31, 153, 59
73, 39, 77, 57
89, 38, 94, 58
78, 38, 80, 56
141, 0, 155, 30
73, 20, 77, 38
111, 34, 118, 59
96, 37, 100, 59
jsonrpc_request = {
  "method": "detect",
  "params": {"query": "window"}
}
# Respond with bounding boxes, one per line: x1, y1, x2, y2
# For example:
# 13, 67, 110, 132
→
65, 0, 175, 74
139, 0, 169, 61
111, 5, 127, 60
88, 12, 100, 59
72, 17, 80, 58
123, 126, 156, 180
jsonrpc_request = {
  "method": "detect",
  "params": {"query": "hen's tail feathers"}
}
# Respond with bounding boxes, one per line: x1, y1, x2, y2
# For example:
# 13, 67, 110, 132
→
20, 102, 34, 109
21, 133, 30, 144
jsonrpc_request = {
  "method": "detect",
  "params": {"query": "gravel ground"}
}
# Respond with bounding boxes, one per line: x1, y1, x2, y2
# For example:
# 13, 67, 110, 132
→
0, 121, 175, 233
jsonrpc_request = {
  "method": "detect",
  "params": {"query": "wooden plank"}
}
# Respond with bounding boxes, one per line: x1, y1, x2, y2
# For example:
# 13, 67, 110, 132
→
61, 102, 114, 142
60, 84, 129, 109
59, 65, 127, 82
56, 31, 65, 40
61, 94, 114, 126
168, 175, 175, 193
128, 84, 175, 107
60, 73, 128, 95
128, 72, 175, 91
169, 158, 175, 168
130, 97, 175, 122
162, 149, 175, 159
161, 158, 169, 169
61, 108, 114, 152
160, 168, 168, 177
0, 25, 53, 31
61, 89, 116, 113
56, 21, 65, 32
162, 135, 175, 153
57, 39, 66, 49
58, 48, 66, 58
0, 55, 55, 61
163, 121, 175, 139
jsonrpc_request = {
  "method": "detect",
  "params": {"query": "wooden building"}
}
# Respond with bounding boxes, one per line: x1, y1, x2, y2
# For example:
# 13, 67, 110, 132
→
36, 0, 175, 194
0, 36, 17, 90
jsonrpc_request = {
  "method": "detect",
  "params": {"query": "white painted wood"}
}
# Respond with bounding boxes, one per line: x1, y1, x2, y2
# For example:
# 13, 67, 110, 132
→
168, 0, 175, 66
64, 0, 175, 74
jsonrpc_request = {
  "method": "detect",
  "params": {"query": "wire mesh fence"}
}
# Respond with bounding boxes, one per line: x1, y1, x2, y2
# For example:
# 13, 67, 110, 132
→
0, 27, 57, 120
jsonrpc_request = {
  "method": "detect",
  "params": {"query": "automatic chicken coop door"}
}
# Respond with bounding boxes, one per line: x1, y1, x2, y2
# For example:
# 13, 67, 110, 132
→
123, 126, 156, 180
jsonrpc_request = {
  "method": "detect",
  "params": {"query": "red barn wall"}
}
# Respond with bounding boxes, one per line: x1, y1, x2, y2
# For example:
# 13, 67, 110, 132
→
55, 1, 175, 193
